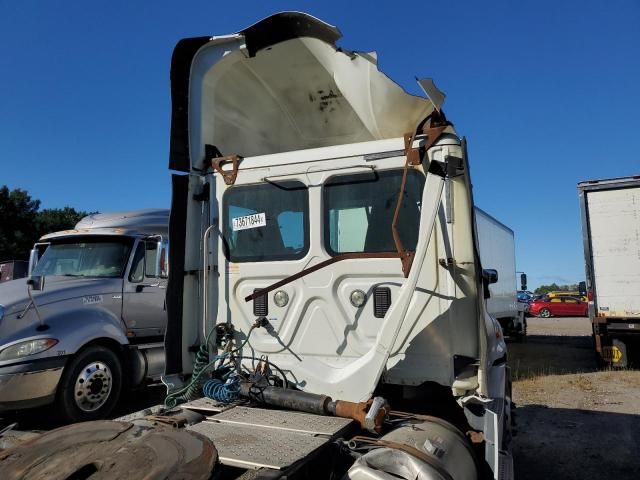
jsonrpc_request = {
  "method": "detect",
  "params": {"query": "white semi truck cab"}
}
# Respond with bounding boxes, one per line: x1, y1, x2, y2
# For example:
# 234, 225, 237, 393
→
0, 13, 513, 480
0, 209, 169, 422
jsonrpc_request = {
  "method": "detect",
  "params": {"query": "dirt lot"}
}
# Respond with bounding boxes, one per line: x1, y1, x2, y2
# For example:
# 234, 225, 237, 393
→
509, 316, 640, 479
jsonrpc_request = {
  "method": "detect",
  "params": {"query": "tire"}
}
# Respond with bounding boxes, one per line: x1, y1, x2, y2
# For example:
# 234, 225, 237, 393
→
55, 345, 122, 423
539, 308, 551, 318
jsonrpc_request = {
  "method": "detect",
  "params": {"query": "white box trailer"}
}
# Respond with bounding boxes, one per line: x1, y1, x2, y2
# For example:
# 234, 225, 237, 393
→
475, 208, 526, 339
578, 175, 640, 366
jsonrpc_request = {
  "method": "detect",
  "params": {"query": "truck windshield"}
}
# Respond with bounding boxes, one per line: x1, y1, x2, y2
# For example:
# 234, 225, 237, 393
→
32, 237, 133, 278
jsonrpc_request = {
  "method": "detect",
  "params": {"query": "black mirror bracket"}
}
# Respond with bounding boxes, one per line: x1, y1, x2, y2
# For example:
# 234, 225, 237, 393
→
27, 275, 45, 291
482, 269, 498, 300
25, 275, 46, 327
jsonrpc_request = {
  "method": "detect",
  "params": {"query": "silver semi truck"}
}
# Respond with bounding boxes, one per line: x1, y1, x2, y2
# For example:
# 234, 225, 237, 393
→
0, 13, 513, 480
578, 175, 640, 367
0, 209, 169, 422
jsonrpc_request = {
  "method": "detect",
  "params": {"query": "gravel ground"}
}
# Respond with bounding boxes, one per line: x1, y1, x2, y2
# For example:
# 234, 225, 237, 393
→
509, 316, 640, 479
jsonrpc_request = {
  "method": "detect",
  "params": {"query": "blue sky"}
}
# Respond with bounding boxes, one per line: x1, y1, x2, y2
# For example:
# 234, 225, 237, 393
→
1, 1, 639, 289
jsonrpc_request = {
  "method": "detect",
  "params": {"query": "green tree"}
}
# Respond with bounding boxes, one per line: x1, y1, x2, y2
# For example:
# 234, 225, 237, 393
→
534, 283, 580, 295
0, 186, 40, 261
534, 283, 560, 295
0, 185, 92, 261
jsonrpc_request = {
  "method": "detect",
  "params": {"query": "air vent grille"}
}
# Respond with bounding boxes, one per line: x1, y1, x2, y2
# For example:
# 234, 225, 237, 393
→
253, 288, 268, 316
373, 287, 392, 318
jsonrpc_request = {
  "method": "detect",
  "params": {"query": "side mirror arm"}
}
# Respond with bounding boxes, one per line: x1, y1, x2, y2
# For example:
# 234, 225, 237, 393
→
482, 269, 498, 299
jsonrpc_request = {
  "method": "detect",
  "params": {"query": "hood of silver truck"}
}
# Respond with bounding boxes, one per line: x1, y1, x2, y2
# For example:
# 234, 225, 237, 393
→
0, 275, 123, 350
0, 276, 114, 317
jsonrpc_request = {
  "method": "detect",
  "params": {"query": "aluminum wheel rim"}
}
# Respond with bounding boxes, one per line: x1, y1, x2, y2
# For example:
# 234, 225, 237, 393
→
74, 361, 112, 412
540, 309, 550, 318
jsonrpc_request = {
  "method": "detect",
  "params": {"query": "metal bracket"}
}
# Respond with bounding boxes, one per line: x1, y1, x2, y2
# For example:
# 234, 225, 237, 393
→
403, 110, 451, 165
438, 257, 455, 268
211, 155, 242, 185
400, 251, 415, 278
403, 133, 422, 166
393, 111, 451, 277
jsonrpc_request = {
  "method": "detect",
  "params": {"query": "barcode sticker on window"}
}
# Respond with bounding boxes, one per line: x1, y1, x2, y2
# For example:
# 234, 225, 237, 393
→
232, 213, 266, 231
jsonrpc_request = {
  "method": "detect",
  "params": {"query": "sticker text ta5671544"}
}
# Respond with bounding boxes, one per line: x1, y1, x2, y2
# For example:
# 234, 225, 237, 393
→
232, 213, 266, 231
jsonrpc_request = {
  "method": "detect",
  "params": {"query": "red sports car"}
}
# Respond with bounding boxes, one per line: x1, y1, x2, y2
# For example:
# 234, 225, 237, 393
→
529, 296, 588, 318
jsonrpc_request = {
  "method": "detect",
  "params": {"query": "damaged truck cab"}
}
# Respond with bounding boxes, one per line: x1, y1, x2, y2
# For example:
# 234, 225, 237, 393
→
163, 12, 512, 479
0, 12, 513, 480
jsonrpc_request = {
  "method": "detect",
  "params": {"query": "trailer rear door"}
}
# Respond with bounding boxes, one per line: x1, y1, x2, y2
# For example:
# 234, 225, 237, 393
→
586, 185, 640, 319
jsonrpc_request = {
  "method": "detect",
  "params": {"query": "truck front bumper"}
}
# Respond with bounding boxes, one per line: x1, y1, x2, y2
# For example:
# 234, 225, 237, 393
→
0, 357, 67, 412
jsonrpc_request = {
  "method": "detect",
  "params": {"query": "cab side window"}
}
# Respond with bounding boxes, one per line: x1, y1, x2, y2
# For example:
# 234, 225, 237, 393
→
550, 298, 561, 303
128, 241, 160, 282
323, 169, 425, 255
129, 243, 145, 283
222, 181, 309, 262
144, 242, 159, 278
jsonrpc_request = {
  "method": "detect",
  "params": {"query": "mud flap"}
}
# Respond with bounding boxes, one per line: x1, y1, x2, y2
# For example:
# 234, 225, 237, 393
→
484, 408, 514, 480
603, 338, 628, 368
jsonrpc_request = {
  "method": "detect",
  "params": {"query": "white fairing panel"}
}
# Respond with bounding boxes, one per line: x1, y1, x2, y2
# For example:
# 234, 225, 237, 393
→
189, 36, 433, 164
475, 208, 517, 319
587, 186, 640, 318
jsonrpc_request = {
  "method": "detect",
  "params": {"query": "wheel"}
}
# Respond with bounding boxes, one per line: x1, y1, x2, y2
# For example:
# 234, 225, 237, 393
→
55, 345, 122, 423
539, 308, 551, 318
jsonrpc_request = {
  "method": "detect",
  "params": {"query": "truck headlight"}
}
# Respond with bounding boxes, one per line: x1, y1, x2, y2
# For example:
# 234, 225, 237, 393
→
0, 338, 58, 361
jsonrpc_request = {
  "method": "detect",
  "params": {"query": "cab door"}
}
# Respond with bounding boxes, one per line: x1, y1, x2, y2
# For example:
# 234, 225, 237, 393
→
122, 239, 168, 337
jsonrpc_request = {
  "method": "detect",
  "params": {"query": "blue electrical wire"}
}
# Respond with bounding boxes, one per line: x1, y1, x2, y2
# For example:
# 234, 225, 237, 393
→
164, 325, 255, 408
203, 376, 241, 403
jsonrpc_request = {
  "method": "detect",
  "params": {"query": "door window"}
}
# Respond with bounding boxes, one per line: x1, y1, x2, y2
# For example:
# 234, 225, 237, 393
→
223, 181, 309, 262
323, 169, 425, 255
144, 242, 159, 278
129, 241, 160, 282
